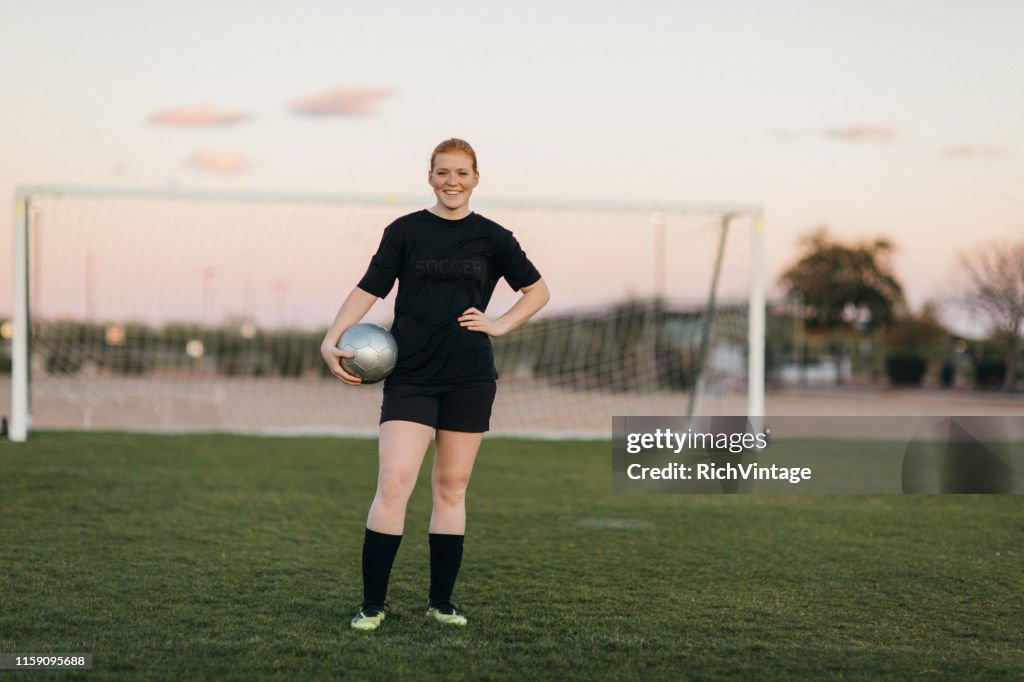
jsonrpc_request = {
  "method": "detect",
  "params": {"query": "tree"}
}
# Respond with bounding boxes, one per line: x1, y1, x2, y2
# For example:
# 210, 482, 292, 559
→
958, 239, 1024, 390
884, 303, 949, 387
780, 229, 905, 383
781, 229, 904, 330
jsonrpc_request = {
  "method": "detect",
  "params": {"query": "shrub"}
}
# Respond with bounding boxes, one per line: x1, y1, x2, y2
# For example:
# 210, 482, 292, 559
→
975, 361, 1007, 390
885, 355, 927, 386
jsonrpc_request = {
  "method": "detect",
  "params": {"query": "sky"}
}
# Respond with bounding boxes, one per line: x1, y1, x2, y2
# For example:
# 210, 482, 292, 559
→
1, 0, 1022, 333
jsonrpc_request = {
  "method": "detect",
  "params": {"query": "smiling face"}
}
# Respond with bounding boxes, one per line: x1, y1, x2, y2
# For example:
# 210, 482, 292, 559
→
428, 151, 479, 219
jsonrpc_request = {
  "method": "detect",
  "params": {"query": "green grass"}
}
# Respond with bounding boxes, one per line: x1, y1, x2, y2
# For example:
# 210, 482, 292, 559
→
1, 432, 1022, 680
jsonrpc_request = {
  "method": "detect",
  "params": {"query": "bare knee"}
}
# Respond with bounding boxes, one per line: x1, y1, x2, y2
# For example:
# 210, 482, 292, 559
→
376, 471, 416, 509
433, 472, 469, 507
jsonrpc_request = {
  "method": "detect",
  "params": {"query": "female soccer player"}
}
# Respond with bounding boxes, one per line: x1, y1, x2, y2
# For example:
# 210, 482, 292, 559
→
321, 139, 549, 631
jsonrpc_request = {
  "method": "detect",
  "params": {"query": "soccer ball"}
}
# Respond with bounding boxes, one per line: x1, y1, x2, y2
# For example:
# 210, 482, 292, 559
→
337, 323, 398, 384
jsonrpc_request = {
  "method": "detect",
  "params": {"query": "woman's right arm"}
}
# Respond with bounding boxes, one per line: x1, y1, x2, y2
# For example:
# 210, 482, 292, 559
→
320, 286, 380, 385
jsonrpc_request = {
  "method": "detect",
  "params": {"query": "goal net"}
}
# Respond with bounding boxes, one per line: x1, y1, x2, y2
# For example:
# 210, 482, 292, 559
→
4, 188, 763, 440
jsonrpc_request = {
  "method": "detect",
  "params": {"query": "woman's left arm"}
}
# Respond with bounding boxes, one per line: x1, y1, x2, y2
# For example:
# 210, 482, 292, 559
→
458, 278, 550, 337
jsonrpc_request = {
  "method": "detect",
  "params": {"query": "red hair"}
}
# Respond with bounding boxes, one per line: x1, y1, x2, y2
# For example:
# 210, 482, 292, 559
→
430, 138, 478, 173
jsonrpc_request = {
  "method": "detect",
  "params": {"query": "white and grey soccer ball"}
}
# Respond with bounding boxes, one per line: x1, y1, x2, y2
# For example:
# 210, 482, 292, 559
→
338, 323, 397, 383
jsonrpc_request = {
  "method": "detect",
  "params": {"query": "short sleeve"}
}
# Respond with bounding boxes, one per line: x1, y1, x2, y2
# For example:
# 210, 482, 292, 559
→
357, 223, 405, 298
495, 229, 541, 292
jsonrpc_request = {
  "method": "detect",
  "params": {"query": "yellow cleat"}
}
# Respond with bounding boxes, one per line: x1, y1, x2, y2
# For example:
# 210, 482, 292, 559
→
426, 602, 467, 626
350, 603, 389, 631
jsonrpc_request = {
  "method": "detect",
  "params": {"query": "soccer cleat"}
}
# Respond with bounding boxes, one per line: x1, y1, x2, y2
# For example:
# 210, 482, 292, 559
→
350, 602, 389, 631
426, 601, 467, 626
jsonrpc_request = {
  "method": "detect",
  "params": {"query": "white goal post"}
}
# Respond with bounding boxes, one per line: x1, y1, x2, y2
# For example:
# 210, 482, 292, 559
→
10, 195, 30, 441
6, 186, 764, 441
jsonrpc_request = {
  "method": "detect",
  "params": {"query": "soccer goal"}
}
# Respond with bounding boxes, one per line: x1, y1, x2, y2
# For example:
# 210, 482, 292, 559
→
5, 187, 763, 441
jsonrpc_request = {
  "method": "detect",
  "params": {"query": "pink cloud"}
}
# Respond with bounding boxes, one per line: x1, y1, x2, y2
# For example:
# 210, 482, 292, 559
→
824, 124, 896, 142
940, 144, 1008, 159
289, 87, 394, 117
187, 151, 248, 174
150, 107, 250, 127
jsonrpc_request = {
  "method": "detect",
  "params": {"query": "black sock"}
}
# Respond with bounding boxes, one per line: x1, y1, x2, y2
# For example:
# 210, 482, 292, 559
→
429, 533, 465, 606
362, 528, 402, 606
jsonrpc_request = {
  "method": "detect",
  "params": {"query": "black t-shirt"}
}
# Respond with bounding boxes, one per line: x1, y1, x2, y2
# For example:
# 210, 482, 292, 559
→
357, 209, 541, 385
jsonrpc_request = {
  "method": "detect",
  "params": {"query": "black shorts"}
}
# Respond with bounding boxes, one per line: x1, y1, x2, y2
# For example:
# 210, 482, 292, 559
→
380, 381, 497, 433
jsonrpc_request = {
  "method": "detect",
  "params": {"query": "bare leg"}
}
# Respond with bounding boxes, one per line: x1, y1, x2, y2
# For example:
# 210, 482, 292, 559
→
429, 430, 484, 534
366, 420, 435, 535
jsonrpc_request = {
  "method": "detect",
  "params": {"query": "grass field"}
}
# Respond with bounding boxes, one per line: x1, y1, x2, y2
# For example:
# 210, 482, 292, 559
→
2, 432, 1022, 680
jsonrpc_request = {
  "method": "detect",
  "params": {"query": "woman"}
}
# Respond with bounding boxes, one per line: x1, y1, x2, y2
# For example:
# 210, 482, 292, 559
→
321, 139, 549, 631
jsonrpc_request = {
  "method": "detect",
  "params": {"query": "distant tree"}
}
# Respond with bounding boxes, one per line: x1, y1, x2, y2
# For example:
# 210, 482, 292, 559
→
781, 229, 904, 330
885, 303, 948, 356
884, 303, 949, 387
958, 239, 1024, 390
780, 229, 905, 383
